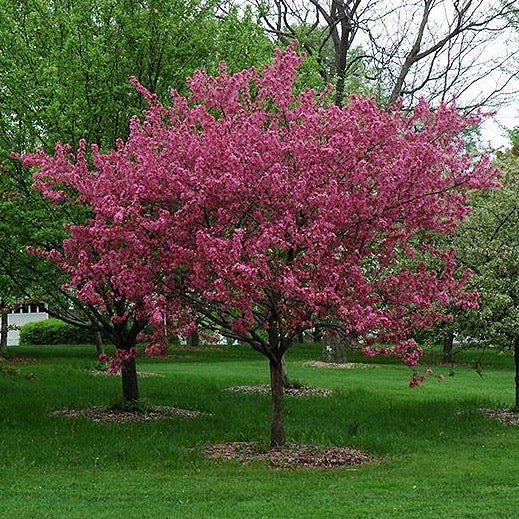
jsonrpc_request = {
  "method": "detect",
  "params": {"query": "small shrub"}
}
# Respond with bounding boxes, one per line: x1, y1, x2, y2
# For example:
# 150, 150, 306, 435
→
19, 319, 95, 345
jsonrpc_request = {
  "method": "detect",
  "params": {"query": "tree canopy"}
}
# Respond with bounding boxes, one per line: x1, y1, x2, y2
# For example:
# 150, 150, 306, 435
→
22, 46, 498, 443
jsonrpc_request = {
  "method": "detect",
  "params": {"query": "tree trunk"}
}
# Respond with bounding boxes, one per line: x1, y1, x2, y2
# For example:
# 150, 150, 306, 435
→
93, 331, 104, 357
296, 332, 304, 343
312, 326, 322, 343
187, 330, 199, 347
514, 336, 519, 411
0, 307, 7, 357
281, 351, 289, 386
269, 358, 285, 447
442, 331, 454, 363
336, 337, 346, 363
334, 41, 348, 107
322, 332, 346, 364
121, 356, 139, 404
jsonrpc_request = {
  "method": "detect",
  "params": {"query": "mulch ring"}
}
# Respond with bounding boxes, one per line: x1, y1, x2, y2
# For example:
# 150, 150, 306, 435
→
53, 405, 206, 424
304, 361, 374, 369
205, 442, 375, 469
225, 384, 332, 397
90, 368, 164, 378
483, 408, 519, 426
0, 357, 38, 365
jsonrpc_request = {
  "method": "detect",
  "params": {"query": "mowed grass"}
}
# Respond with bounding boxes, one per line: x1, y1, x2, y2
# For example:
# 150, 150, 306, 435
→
0, 342, 518, 518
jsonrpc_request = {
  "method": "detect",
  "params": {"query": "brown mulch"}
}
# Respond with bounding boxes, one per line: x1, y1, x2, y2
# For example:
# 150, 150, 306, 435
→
90, 369, 164, 378
0, 357, 38, 365
483, 408, 519, 426
204, 442, 374, 469
52, 405, 205, 424
303, 361, 374, 369
225, 384, 332, 397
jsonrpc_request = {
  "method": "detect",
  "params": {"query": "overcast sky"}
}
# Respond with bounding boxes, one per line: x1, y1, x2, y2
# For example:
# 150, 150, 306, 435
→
480, 104, 518, 150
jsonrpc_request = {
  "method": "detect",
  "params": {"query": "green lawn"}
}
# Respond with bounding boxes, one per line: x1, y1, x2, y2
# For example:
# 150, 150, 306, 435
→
0, 342, 517, 518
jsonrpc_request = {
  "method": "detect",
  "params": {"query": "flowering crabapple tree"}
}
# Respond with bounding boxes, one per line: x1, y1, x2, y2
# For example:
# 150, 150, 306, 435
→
22, 45, 497, 446
19, 144, 164, 405
25, 239, 153, 405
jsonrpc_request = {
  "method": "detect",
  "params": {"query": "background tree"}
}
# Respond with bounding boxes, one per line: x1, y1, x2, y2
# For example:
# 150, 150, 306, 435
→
254, 0, 519, 108
24, 47, 497, 446
454, 135, 519, 408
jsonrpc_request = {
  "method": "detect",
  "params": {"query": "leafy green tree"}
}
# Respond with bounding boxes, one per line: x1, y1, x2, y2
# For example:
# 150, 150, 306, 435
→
0, 0, 273, 153
455, 141, 519, 407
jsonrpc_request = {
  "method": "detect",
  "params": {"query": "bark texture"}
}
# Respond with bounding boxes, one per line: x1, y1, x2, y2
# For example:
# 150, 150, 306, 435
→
187, 330, 200, 347
0, 308, 7, 357
269, 358, 285, 447
122, 356, 139, 404
93, 331, 105, 357
442, 332, 454, 363
322, 332, 346, 363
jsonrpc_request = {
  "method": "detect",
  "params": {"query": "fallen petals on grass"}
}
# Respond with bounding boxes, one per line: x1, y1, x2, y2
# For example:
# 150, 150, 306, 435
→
90, 368, 164, 378
225, 384, 332, 397
303, 361, 374, 369
483, 408, 519, 426
53, 405, 206, 424
204, 442, 375, 469
169, 346, 224, 353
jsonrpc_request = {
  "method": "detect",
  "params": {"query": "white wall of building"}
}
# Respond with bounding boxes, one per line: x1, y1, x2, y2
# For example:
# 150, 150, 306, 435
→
7, 304, 48, 346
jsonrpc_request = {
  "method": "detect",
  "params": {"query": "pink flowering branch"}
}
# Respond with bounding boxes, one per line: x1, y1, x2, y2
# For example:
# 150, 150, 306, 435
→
21, 44, 498, 443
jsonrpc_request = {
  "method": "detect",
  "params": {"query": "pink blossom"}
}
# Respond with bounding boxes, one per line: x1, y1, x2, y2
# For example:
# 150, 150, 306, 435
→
21, 45, 498, 369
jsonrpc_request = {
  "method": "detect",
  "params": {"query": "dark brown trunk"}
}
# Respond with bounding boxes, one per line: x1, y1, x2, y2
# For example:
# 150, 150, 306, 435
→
442, 332, 454, 363
269, 358, 285, 447
312, 326, 322, 343
93, 331, 104, 357
122, 356, 139, 404
0, 308, 7, 357
334, 57, 347, 107
296, 332, 304, 343
333, 30, 348, 106
514, 336, 519, 411
187, 330, 200, 347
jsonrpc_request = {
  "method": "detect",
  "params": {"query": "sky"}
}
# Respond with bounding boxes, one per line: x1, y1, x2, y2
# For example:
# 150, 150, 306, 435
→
480, 105, 518, 150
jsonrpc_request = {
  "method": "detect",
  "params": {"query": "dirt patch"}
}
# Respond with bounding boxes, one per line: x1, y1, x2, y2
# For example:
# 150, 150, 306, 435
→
483, 408, 519, 426
205, 442, 374, 469
1, 357, 38, 365
225, 384, 332, 397
90, 369, 164, 378
53, 405, 205, 424
304, 361, 374, 369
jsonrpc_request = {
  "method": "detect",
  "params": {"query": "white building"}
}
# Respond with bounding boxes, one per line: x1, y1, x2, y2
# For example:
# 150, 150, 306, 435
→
7, 303, 48, 346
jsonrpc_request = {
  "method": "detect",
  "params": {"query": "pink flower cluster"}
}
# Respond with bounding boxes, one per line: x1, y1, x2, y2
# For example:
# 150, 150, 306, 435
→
363, 339, 423, 367
99, 347, 138, 374
21, 43, 498, 365
408, 368, 445, 388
